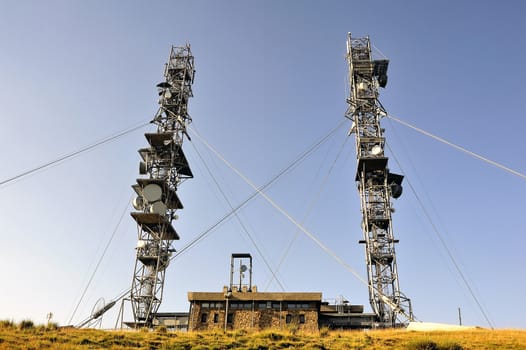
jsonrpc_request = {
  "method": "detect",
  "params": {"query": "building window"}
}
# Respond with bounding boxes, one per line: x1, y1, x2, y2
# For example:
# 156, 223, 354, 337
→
287, 302, 312, 310
229, 302, 251, 309
201, 302, 224, 309
227, 313, 233, 324
285, 314, 292, 324
299, 314, 305, 324
213, 313, 219, 323
200, 313, 208, 323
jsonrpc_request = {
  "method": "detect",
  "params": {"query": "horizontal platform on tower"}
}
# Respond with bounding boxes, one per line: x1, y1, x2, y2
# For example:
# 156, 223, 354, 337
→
355, 157, 388, 180
137, 255, 159, 266
372, 254, 394, 264
130, 212, 180, 240
359, 239, 399, 244
133, 178, 183, 209
137, 146, 193, 178
145, 132, 174, 147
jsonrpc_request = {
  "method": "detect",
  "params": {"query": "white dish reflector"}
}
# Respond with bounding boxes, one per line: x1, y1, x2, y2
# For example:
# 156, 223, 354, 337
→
143, 184, 163, 202
149, 201, 167, 216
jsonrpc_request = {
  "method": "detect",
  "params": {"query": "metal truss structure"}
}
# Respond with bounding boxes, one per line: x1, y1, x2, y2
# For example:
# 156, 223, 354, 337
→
345, 33, 413, 327
127, 44, 195, 328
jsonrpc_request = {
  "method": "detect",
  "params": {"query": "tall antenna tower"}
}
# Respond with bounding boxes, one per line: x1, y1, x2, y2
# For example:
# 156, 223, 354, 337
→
345, 33, 413, 327
127, 44, 195, 328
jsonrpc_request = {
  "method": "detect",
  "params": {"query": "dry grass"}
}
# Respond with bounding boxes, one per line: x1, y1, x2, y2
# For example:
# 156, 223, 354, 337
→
0, 321, 525, 349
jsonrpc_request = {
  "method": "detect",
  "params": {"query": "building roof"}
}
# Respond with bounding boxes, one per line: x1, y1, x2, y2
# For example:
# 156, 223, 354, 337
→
154, 312, 189, 318
188, 291, 322, 302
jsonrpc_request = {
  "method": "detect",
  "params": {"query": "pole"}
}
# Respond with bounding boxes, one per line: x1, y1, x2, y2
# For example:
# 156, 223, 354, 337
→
458, 307, 462, 326
224, 292, 231, 331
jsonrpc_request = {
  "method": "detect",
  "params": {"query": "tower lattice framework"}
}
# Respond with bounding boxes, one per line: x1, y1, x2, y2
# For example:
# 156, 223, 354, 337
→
128, 44, 195, 327
345, 33, 413, 326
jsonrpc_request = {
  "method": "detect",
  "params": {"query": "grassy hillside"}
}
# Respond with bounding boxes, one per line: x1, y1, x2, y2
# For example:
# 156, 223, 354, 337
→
1, 321, 525, 349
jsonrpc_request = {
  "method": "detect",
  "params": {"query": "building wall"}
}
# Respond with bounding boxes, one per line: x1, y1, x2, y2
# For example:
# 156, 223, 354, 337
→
153, 315, 189, 331
188, 302, 319, 332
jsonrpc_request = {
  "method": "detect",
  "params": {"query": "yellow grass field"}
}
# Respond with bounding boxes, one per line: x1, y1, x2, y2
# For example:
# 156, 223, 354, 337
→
1, 322, 525, 349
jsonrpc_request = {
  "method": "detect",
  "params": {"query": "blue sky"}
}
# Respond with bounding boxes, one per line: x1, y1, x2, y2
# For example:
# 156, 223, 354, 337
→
1, 1, 525, 329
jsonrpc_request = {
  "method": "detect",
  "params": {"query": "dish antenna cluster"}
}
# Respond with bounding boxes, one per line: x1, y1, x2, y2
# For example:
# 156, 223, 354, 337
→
345, 33, 413, 326
126, 44, 195, 328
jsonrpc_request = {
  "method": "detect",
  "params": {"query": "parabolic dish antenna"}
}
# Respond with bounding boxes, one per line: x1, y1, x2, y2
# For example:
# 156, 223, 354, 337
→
240, 264, 248, 272
133, 196, 144, 210
91, 298, 106, 319
149, 201, 167, 216
371, 145, 383, 156
143, 183, 163, 202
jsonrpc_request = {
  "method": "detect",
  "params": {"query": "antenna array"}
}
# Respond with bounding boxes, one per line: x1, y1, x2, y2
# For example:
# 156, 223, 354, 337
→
126, 44, 195, 328
345, 33, 413, 326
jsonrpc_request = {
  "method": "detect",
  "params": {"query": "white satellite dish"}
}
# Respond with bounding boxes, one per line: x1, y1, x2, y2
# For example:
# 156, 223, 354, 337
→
371, 145, 383, 156
149, 201, 167, 216
132, 196, 144, 210
143, 184, 163, 202
136, 240, 146, 249
358, 82, 368, 91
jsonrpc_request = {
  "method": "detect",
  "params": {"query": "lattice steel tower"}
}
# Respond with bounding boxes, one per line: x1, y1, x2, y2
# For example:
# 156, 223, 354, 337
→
345, 33, 413, 326
128, 44, 195, 327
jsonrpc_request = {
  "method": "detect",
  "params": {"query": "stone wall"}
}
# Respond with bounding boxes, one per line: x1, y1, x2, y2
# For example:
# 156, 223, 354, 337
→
188, 302, 318, 332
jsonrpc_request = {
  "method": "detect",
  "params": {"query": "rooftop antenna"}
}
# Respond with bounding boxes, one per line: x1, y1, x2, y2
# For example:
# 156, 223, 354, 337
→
229, 253, 253, 292
124, 44, 196, 328
345, 33, 413, 327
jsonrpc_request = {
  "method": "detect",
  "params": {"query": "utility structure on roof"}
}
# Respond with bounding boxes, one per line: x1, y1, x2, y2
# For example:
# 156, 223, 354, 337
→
125, 44, 195, 328
345, 33, 413, 327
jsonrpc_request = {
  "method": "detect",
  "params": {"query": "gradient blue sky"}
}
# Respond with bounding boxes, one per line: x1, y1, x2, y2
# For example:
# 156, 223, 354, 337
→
1, 1, 525, 329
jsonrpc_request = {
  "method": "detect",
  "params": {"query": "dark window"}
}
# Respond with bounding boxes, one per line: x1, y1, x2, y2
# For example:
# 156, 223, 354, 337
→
285, 314, 292, 324
202, 302, 224, 309
258, 303, 267, 309
299, 314, 305, 324
213, 313, 219, 323
200, 313, 208, 323
272, 303, 281, 310
227, 313, 233, 324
